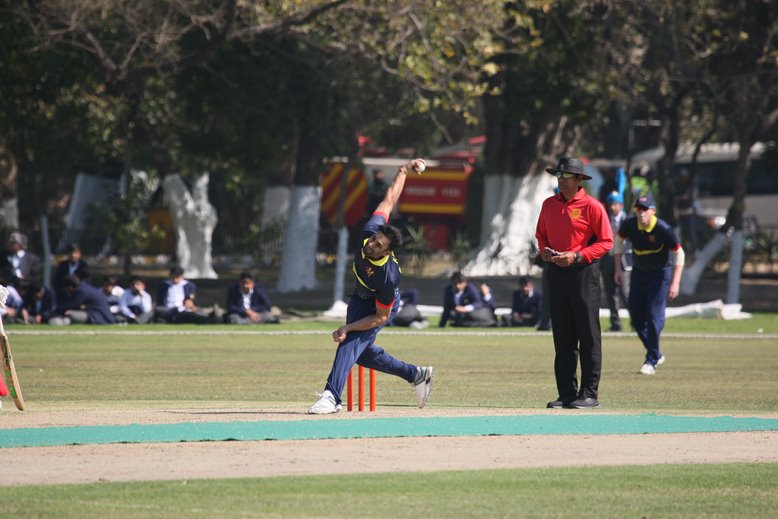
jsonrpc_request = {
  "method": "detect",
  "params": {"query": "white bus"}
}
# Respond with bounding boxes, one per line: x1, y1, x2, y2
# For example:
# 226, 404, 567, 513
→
631, 142, 778, 228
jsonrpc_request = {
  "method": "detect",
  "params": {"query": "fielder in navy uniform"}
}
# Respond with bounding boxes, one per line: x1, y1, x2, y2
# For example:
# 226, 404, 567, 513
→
614, 193, 684, 375
308, 158, 434, 414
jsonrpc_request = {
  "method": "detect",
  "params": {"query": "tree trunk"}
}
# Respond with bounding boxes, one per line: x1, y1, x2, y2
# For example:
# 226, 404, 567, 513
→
276, 185, 321, 291
720, 137, 752, 303
467, 172, 557, 276
1, 198, 19, 231
727, 230, 745, 304
680, 231, 727, 296
479, 93, 518, 241
162, 173, 218, 279
0, 145, 19, 230
725, 138, 752, 232
261, 135, 297, 230
656, 95, 685, 225
261, 186, 291, 229
260, 185, 290, 266
276, 105, 322, 292
680, 139, 753, 302
468, 114, 576, 276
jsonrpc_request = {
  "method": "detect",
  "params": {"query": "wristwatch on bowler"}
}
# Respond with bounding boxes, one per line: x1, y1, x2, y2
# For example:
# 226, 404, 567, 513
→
575, 252, 582, 264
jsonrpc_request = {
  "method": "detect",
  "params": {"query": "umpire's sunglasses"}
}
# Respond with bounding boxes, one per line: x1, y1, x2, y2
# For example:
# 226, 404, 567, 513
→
553, 171, 579, 179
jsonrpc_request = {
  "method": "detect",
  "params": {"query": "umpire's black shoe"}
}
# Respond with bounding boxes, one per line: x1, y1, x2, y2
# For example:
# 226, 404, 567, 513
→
546, 397, 575, 409
565, 397, 600, 409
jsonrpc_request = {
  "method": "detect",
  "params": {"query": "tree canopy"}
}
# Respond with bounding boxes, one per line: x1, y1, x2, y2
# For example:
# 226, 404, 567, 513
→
1, 0, 776, 254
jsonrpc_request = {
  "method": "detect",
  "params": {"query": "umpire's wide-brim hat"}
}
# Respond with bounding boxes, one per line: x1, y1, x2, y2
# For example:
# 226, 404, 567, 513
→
545, 157, 592, 180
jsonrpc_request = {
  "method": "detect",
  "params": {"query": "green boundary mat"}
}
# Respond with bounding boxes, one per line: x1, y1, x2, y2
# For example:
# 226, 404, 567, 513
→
2, 414, 778, 448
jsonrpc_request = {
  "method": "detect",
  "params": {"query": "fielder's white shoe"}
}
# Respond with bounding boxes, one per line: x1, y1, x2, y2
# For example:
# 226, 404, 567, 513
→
657, 355, 666, 366
640, 363, 656, 375
307, 390, 341, 414
413, 366, 434, 408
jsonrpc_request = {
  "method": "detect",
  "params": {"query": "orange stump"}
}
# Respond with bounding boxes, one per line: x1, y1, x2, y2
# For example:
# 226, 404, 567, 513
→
369, 368, 376, 412
346, 366, 376, 412
358, 366, 365, 411
346, 368, 354, 411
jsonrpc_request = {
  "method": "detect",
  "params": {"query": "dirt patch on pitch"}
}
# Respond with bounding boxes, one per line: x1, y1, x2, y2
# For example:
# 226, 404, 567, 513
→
2, 406, 777, 486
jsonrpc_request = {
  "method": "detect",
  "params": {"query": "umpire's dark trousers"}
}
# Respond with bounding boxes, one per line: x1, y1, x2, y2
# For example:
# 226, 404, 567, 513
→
546, 262, 603, 401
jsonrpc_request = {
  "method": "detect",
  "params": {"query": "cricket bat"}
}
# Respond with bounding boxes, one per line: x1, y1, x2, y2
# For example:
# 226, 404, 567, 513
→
0, 285, 25, 410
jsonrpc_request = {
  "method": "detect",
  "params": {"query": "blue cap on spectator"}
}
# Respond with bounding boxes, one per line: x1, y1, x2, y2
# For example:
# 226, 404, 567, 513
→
605, 191, 623, 204
634, 193, 656, 209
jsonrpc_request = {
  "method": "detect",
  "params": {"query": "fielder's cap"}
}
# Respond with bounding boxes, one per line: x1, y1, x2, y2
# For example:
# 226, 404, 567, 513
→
605, 191, 623, 204
545, 157, 593, 180
634, 193, 656, 209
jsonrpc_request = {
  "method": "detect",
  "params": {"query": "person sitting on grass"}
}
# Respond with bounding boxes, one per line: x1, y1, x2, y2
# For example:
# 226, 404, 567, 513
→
504, 276, 542, 327
389, 288, 429, 329
118, 276, 154, 324
155, 266, 211, 324
439, 271, 496, 327
225, 272, 278, 324
21, 282, 57, 324
100, 275, 125, 321
49, 275, 115, 325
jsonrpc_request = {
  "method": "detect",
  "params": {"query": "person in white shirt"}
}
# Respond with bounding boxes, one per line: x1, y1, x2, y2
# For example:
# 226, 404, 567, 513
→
225, 272, 278, 324
0, 283, 24, 322
155, 266, 210, 324
119, 276, 154, 324
100, 276, 125, 319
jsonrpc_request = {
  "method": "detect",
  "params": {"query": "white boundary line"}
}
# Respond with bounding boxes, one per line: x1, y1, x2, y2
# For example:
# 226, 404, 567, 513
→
5, 329, 778, 340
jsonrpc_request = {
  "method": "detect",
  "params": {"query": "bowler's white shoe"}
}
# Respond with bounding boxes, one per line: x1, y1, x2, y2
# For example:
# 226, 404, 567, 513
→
657, 355, 666, 366
413, 366, 434, 408
307, 390, 341, 414
640, 363, 656, 375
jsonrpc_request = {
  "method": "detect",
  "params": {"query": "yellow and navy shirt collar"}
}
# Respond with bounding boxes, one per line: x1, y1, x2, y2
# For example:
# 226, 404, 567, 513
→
637, 214, 658, 233
361, 238, 392, 267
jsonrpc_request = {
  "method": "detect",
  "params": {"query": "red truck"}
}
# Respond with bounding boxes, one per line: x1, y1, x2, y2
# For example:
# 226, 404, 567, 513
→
320, 156, 473, 250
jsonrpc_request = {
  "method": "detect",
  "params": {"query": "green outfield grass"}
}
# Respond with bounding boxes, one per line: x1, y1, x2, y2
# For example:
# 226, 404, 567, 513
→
2, 319, 777, 517
1, 463, 776, 518
6, 319, 778, 412
7, 310, 778, 334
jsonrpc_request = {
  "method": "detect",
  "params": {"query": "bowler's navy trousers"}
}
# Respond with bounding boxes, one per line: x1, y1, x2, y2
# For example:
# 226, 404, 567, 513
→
324, 294, 418, 404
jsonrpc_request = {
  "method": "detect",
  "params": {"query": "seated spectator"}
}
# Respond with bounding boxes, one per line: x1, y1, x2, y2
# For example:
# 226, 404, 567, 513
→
0, 232, 42, 286
155, 266, 211, 324
439, 271, 497, 327
225, 272, 278, 324
0, 280, 25, 323
49, 275, 115, 325
101, 276, 125, 320
118, 276, 154, 324
390, 288, 429, 328
480, 282, 497, 318
21, 282, 57, 324
54, 243, 89, 297
504, 276, 542, 327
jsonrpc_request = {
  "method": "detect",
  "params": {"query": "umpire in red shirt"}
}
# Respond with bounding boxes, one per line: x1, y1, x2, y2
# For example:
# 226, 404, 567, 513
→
535, 158, 613, 409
